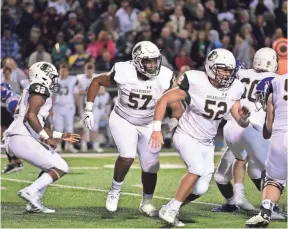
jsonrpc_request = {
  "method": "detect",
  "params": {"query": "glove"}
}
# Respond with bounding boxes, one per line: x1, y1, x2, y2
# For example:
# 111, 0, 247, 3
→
161, 118, 178, 133
83, 102, 94, 130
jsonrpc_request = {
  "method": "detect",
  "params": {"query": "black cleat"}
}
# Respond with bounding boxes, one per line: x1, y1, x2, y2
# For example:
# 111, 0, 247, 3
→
212, 203, 239, 212
2, 163, 24, 174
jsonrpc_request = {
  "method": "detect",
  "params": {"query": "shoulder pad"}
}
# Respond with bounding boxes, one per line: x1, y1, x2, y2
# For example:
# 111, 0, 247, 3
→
113, 61, 138, 84
157, 66, 175, 90
178, 73, 189, 91
29, 83, 50, 98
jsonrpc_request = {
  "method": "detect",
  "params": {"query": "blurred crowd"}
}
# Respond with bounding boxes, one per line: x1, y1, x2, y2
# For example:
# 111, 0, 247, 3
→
1, 0, 288, 150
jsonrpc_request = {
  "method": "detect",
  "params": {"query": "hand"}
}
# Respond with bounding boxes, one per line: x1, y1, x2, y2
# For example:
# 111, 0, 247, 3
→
62, 132, 81, 143
83, 110, 94, 130
239, 106, 250, 119
149, 131, 164, 148
40, 138, 57, 149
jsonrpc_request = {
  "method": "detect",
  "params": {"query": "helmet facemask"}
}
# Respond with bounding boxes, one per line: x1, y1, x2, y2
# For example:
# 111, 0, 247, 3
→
48, 73, 61, 93
255, 91, 267, 111
210, 64, 235, 90
140, 55, 162, 78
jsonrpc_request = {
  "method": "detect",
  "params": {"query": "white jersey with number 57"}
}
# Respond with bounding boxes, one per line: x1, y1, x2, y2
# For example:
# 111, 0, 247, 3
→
237, 69, 279, 128
177, 70, 245, 145
112, 61, 175, 126
271, 74, 288, 133
4, 83, 52, 139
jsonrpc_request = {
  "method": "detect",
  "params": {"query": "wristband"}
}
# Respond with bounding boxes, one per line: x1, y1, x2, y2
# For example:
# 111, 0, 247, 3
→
153, 120, 162, 131
39, 129, 49, 140
52, 131, 63, 139
85, 101, 94, 112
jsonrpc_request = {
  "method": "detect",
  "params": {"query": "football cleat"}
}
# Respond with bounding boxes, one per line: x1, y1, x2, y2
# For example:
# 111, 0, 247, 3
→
139, 201, 159, 217
246, 213, 270, 228
159, 205, 179, 224
106, 188, 120, 212
212, 203, 239, 212
2, 163, 24, 174
271, 205, 286, 220
18, 188, 44, 211
234, 196, 255, 211
173, 213, 185, 227
26, 203, 55, 213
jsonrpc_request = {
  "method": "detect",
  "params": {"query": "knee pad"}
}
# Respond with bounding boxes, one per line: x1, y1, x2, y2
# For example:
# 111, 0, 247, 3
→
264, 176, 285, 194
192, 181, 209, 196
247, 159, 262, 180
214, 171, 231, 185
188, 164, 205, 176
55, 160, 69, 174
142, 161, 160, 173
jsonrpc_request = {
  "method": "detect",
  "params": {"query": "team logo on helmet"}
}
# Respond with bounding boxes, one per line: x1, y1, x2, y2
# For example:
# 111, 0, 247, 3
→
40, 63, 54, 74
208, 50, 218, 61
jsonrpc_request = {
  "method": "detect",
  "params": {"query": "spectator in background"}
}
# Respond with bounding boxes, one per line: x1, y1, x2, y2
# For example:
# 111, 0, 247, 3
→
116, 0, 138, 37
52, 32, 71, 67
170, 5, 186, 34
69, 43, 90, 70
231, 9, 250, 35
207, 30, 223, 54
185, 21, 197, 42
264, 36, 272, 47
96, 51, 115, 71
63, 0, 80, 13
253, 14, 275, 48
1, 26, 19, 61
95, 31, 116, 60
205, 0, 219, 30
274, 1, 287, 37
82, 0, 100, 31
132, 12, 150, 37
241, 23, 256, 47
174, 30, 192, 55
221, 34, 233, 51
273, 27, 284, 41
1, 67, 21, 94
155, 37, 174, 70
100, 3, 119, 40
136, 29, 152, 43
1, 6, 17, 33
16, 2, 34, 40
86, 31, 98, 59
150, 12, 165, 41
28, 43, 52, 67
219, 19, 233, 42
192, 3, 206, 30
6, 0, 22, 25
22, 26, 42, 61
175, 48, 193, 71
61, 12, 84, 43
190, 30, 209, 69
160, 27, 175, 64
48, 0, 67, 16
233, 33, 253, 68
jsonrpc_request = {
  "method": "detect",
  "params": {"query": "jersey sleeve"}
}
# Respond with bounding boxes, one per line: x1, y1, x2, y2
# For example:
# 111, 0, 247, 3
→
177, 73, 189, 92
28, 83, 50, 99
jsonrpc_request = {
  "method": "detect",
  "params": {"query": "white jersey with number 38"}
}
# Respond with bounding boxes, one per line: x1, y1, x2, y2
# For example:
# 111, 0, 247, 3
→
4, 83, 52, 139
112, 61, 174, 125
177, 70, 245, 145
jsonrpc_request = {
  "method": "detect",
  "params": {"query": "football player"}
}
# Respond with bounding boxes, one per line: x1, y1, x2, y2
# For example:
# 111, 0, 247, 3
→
52, 63, 78, 153
246, 74, 288, 227
223, 48, 279, 210
83, 41, 183, 221
1, 82, 24, 173
3, 62, 80, 213
77, 63, 103, 152
149, 48, 250, 225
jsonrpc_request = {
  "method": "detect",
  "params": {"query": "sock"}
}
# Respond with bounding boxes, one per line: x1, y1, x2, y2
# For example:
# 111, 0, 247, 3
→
38, 186, 47, 198
216, 182, 234, 199
226, 197, 235, 205
234, 183, 244, 198
168, 198, 183, 210
111, 179, 123, 191
26, 173, 53, 195
262, 199, 275, 212
142, 193, 153, 204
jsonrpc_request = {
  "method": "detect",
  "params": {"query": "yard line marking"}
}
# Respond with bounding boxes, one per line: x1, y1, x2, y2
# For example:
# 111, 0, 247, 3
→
104, 164, 186, 169
1, 177, 220, 207
1, 152, 224, 158
70, 167, 100, 170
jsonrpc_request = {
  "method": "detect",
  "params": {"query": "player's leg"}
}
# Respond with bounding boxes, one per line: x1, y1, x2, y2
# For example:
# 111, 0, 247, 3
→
212, 148, 238, 212
64, 105, 78, 153
53, 105, 65, 152
105, 111, 138, 212
91, 108, 103, 153
7, 135, 69, 212
137, 124, 161, 217
246, 157, 262, 191
246, 133, 287, 227
159, 131, 213, 224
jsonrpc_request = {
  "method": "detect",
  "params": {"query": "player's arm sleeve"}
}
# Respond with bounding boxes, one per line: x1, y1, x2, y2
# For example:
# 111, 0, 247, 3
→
177, 73, 191, 105
7, 100, 18, 116
28, 83, 50, 99
109, 65, 116, 85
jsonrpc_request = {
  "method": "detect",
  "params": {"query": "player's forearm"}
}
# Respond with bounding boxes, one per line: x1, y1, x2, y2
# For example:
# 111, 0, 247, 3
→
263, 122, 272, 139
26, 113, 47, 135
86, 78, 101, 103
152, 98, 168, 131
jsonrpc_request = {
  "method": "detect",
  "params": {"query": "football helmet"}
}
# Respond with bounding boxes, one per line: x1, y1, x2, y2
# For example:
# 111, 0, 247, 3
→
1, 82, 13, 101
28, 62, 60, 93
132, 41, 162, 79
205, 48, 236, 89
254, 77, 274, 111
253, 48, 278, 73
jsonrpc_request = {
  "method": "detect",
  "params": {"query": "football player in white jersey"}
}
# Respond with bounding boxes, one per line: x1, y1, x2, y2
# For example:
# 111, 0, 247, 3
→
3, 62, 80, 213
246, 74, 288, 227
53, 63, 78, 153
77, 63, 103, 152
149, 48, 251, 225
223, 48, 279, 210
83, 41, 183, 220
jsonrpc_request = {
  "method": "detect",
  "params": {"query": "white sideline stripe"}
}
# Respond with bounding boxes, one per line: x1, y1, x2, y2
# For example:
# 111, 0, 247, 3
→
1, 178, 220, 207
0, 152, 224, 158
70, 167, 100, 170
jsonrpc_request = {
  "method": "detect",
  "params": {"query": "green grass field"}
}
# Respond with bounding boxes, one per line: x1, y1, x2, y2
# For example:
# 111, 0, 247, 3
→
1, 153, 287, 228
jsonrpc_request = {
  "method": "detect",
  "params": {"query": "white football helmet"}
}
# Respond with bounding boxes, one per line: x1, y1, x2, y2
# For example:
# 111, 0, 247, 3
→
205, 48, 236, 89
132, 41, 162, 79
253, 48, 278, 73
29, 62, 60, 92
